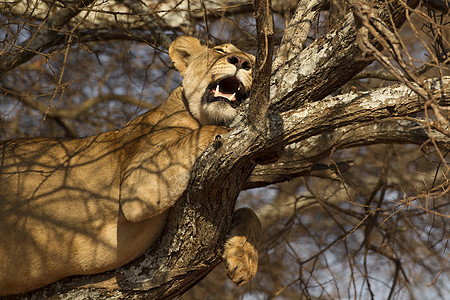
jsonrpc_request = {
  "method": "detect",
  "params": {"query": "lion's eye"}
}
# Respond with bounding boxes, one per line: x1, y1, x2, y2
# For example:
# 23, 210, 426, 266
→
214, 48, 226, 54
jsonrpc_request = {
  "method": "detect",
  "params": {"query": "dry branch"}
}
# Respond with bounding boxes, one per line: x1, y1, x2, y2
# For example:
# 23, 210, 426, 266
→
247, 0, 274, 125
278, 76, 450, 146
0, 0, 96, 76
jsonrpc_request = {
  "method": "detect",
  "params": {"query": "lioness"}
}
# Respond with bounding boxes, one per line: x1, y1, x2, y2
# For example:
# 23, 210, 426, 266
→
0, 36, 261, 295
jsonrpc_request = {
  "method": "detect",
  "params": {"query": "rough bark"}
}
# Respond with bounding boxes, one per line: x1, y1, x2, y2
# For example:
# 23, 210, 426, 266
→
270, 0, 420, 111
247, 0, 274, 125
246, 118, 450, 189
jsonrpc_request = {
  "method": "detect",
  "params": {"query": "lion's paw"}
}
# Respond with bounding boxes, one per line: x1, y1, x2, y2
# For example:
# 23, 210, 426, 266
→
222, 208, 261, 286
223, 234, 259, 286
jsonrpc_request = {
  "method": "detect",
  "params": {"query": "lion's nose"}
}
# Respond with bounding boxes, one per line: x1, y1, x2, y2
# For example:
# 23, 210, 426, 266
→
227, 55, 251, 71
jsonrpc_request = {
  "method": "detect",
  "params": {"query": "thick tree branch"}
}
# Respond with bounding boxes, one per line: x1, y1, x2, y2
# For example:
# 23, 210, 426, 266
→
248, 0, 274, 124
278, 76, 450, 147
246, 75, 450, 187
270, 0, 420, 112
271, 0, 323, 75
246, 118, 450, 189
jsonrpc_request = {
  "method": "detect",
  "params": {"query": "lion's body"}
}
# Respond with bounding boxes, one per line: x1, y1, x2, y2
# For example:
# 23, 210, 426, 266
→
0, 37, 260, 295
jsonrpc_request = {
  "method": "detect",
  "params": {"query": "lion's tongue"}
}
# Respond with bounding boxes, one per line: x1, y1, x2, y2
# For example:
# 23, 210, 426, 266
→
214, 85, 236, 101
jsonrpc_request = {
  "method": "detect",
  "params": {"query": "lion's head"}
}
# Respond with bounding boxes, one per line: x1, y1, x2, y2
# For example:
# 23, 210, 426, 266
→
169, 36, 255, 126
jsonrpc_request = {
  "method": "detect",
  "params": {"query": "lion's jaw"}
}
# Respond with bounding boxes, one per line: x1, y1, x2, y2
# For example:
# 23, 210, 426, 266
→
200, 71, 251, 126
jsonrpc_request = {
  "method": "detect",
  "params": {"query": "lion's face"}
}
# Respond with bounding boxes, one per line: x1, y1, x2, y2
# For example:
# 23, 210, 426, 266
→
169, 36, 255, 126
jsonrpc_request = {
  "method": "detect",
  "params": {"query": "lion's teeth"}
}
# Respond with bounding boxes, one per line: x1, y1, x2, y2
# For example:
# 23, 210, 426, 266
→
228, 93, 236, 101
214, 85, 220, 97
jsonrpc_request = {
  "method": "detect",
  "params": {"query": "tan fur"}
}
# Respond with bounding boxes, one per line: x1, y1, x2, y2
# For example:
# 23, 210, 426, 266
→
0, 36, 261, 295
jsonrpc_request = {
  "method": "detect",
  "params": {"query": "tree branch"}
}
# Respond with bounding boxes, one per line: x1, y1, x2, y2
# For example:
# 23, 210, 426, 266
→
246, 118, 450, 189
278, 76, 449, 148
119, 0, 174, 50
245, 75, 450, 187
270, 0, 420, 112
0, 0, 260, 73
0, 0, 96, 76
2, 88, 155, 119
247, 0, 274, 124
271, 0, 323, 75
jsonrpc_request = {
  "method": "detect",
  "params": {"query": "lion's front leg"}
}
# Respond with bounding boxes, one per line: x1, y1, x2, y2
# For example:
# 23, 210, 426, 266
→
223, 207, 262, 286
120, 126, 230, 223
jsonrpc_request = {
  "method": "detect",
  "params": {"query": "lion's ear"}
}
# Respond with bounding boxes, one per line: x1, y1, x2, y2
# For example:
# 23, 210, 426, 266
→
169, 36, 206, 75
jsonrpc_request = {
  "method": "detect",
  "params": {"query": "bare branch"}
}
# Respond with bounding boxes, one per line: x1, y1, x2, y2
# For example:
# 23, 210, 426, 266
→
120, 0, 174, 50
247, 0, 274, 125
3, 89, 154, 119
0, 0, 96, 75
271, 0, 323, 74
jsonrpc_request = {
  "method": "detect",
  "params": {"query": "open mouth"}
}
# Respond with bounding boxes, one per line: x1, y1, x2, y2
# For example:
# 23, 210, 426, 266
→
203, 76, 248, 108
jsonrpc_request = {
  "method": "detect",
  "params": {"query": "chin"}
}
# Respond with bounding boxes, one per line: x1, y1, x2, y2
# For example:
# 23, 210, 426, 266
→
200, 102, 238, 126
199, 75, 249, 126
